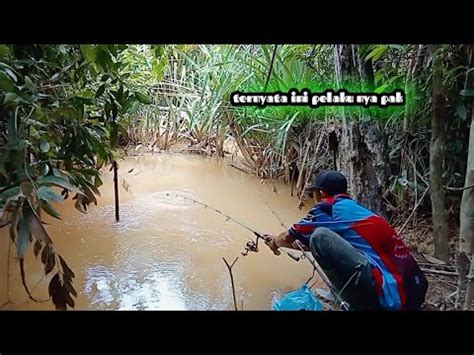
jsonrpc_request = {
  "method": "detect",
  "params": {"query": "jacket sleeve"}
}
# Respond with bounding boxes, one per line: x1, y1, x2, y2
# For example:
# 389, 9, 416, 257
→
288, 202, 334, 245
288, 206, 319, 245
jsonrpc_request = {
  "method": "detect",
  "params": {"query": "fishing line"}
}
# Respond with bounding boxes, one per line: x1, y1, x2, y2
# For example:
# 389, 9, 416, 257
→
166, 193, 299, 261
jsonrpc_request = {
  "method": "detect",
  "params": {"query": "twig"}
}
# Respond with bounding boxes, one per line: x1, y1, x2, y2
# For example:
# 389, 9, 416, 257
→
4, 237, 12, 307
447, 291, 458, 300
297, 132, 324, 209
264, 45, 278, 92
19, 259, 39, 302
0, 220, 11, 228
229, 163, 251, 175
398, 186, 430, 235
445, 184, 474, 191
31, 274, 46, 294
430, 276, 457, 289
223, 257, 239, 311
420, 268, 458, 277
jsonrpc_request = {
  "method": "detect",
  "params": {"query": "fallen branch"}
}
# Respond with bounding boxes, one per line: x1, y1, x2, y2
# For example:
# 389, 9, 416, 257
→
418, 262, 455, 270
223, 257, 239, 311
421, 268, 458, 277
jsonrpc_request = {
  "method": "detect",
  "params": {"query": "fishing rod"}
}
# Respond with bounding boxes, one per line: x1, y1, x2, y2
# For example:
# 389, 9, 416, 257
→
165, 193, 300, 261
257, 190, 350, 311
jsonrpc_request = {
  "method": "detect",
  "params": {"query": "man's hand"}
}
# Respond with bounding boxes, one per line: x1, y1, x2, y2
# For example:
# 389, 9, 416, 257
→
264, 234, 281, 256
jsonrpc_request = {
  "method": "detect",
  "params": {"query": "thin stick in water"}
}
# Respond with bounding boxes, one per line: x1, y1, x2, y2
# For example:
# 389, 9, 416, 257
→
223, 257, 239, 311
113, 161, 120, 222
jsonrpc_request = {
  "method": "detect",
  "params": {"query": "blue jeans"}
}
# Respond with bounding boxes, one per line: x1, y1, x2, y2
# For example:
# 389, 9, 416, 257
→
309, 227, 382, 310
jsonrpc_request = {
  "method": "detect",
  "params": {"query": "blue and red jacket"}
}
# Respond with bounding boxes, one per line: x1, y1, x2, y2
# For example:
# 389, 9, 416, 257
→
288, 194, 427, 310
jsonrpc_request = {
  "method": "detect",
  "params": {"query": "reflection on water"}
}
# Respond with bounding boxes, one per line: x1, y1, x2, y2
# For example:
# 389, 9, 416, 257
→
85, 264, 188, 310
0, 153, 321, 310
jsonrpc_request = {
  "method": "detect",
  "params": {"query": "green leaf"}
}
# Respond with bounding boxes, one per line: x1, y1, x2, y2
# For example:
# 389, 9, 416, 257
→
24, 75, 34, 90
3, 67, 17, 82
40, 140, 50, 153
0, 72, 14, 91
17, 217, 30, 259
456, 101, 467, 120
153, 45, 164, 58
375, 83, 389, 94
135, 92, 153, 104
94, 174, 103, 188
389, 44, 404, 50
78, 181, 97, 206
36, 186, 64, 202
128, 101, 140, 114
374, 72, 383, 85
365, 45, 389, 62
96, 48, 113, 71
52, 168, 72, 180
460, 89, 474, 97
80, 45, 98, 63
26, 207, 53, 244
96, 84, 105, 98
4, 92, 18, 105
39, 199, 62, 220
37, 175, 83, 195
0, 44, 10, 59
152, 58, 168, 81
20, 181, 34, 196
0, 186, 22, 202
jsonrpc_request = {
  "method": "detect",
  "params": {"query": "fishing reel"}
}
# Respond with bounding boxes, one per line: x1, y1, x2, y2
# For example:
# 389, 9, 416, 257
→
242, 240, 259, 256
241, 232, 269, 256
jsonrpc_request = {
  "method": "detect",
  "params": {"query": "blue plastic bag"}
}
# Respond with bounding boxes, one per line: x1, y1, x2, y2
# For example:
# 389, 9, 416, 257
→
272, 284, 323, 311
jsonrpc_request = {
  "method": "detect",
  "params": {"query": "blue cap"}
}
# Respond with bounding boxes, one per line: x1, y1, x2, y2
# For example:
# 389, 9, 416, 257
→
311, 170, 348, 195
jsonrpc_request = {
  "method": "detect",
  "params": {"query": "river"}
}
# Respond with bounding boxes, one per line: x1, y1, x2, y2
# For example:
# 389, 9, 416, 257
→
0, 153, 321, 310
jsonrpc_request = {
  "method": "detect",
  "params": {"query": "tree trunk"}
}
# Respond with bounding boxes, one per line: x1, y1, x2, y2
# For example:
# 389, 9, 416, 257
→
465, 258, 474, 310
334, 45, 389, 216
460, 108, 474, 309
429, 45, 450, 263
338, 121, 389, 216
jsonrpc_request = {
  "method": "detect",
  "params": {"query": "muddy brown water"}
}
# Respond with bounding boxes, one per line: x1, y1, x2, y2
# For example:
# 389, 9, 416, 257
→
0, 153, 322, 310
